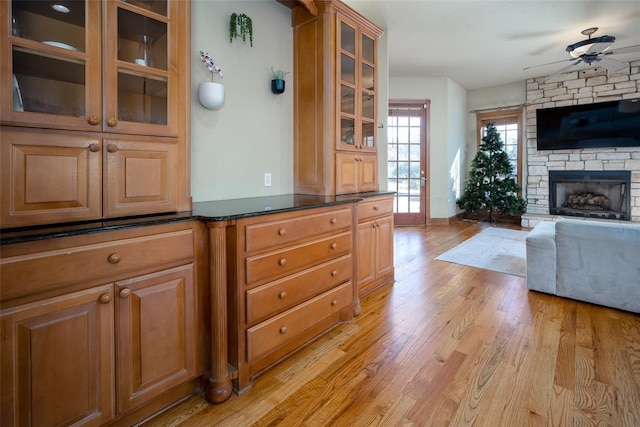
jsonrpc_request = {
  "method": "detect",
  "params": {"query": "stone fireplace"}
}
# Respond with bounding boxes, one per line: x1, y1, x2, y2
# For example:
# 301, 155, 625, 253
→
521, 62, 640, 228
549, 170, 631, 220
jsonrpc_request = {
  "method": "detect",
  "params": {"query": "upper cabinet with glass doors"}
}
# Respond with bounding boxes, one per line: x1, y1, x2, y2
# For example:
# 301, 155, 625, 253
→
336, 13, 378, 152
1, 0, 181, 137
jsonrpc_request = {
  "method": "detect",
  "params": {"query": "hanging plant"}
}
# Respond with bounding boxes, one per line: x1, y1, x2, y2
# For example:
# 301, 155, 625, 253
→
229, 13, 253, 47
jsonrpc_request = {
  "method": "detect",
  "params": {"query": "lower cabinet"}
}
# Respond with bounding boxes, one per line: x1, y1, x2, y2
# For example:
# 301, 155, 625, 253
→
357, 195, 395, 296
0, 222, 201, 426
226, 204, 356, 392
0, 285, 115, 427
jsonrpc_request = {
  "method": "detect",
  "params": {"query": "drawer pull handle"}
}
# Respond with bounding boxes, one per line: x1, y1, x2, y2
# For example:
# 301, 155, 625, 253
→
331, 243, 338, 250
278, 228, 286, 236
87, 115, 100, 126
331, 270, 338, 276
279, 258, 287, 266
279, 326, 287, 334
107, 144, 119, 153
88, 143, 100, 152
107, 117, 117, 127
330, 218, 337, 224
108, 253, 121, 264
99, 293, 112, 304
373, 206, 379, 211
331, 299, 338, 306
119, 288, 131, 298
279, 291, 287, 299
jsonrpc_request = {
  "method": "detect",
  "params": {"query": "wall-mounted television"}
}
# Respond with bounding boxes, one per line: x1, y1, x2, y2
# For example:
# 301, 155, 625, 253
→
536, 99, 640, 150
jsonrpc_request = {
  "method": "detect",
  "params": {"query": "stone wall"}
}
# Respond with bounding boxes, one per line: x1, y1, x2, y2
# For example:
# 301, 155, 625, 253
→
522, 60, 640, 228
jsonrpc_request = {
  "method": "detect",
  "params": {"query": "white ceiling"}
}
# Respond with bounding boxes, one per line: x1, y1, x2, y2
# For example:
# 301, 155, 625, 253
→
343, 0, 640, 90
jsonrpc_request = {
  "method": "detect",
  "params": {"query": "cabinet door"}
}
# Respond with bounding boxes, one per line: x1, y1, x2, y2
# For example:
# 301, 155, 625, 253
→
359, 26, 377, 153
104, 139, 177, 218
336, 152, 358, 194
115, 264, 197, 413
375, 215, 394, 278
103, 0, 181, 137
0, 129, 102, 228
0, 285, 115, 427
358, 153, 378, 192
1, 1, 102, 131
336, 14, 358, 151
356, 220, 376, 290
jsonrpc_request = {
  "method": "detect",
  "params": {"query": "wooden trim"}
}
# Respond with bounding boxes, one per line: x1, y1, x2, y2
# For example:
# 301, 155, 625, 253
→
205, 221, 233, 403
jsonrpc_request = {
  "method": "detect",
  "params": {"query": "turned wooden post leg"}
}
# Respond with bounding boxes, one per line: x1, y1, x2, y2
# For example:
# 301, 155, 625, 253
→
206, 223, 232, 402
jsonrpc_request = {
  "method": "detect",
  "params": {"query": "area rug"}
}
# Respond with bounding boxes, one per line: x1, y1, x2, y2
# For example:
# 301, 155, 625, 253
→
435, 227, 528, 277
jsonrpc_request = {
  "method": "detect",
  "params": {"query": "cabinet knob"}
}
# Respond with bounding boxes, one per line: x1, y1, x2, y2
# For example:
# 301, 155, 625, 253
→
119, 288, 131, 298
88, 143, 100, 152
331, 299, 338, 306
331, 243, 338, 250
278, 228, 286, 236
107, 117, 117, 127
87, 116, 100, 126
278, 291, 287, 299
279, 326, 287, 334
373, 206, 379, 211
107, 253, 121, 264
99, 293, 112, 304
278, 258, 287, 266
331, 270, 338, 277
107, 144, 119, 153
330, 218, 337, 224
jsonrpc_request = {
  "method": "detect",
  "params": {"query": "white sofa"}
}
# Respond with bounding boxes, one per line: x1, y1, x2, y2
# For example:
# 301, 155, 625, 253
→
526, 218, 640, 313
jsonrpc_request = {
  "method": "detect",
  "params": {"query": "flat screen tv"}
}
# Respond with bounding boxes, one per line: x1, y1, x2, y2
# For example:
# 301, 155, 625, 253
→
536, 99, 640, 150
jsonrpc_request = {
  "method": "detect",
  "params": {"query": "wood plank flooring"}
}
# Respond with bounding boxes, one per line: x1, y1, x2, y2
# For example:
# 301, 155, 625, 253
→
144, 221, 640, 426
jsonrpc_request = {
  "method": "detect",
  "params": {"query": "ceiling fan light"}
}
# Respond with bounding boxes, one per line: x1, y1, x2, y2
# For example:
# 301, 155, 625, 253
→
566, 35, 615, 57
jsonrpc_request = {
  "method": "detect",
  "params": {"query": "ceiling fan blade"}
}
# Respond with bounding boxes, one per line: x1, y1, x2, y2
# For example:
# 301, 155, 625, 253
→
543, 59, 584, 80
603, 44, 640, 56
597, 56, 629, 72
522, 57, 575, 71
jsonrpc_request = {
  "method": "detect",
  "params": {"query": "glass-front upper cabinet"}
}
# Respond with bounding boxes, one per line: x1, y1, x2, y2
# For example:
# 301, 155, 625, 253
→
105, 0, 179, 137
336, 13, 377, 152
1, 0, 180, 137
1, 0, 101, 130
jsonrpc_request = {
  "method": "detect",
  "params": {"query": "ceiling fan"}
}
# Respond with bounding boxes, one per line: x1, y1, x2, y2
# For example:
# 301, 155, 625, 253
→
523, 27, 640, 75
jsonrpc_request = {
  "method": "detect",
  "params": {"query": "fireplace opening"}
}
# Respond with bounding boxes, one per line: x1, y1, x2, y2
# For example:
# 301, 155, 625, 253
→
549, 170, 631, 220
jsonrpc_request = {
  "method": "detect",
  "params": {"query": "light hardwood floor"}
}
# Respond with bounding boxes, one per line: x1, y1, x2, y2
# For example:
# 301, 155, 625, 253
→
144, 221, 640, 426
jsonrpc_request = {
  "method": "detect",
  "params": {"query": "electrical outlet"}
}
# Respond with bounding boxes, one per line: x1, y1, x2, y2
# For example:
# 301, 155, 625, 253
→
264, 173, 272, 187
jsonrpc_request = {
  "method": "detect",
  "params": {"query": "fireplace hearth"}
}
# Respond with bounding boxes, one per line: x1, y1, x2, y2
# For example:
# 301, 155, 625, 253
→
549, 170, 631, 220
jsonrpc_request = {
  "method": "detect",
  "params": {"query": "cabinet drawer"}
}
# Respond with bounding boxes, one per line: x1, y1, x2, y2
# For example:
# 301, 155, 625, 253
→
246, 282, 352, 362
1, 229, 194, 301
244, 208, 352, 253
358, 196, 393, 221
245, 232, 352, 286
246, 254, 352, 325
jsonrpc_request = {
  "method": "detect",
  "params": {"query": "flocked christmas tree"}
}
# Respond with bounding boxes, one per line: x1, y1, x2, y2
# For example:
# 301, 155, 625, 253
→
457, 123, 526, 222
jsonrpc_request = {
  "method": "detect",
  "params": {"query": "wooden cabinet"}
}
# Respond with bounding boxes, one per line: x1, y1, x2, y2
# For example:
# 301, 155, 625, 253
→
336, 151, 378, 194
0, 0, 191, 228
0, 221, 202, 426
356, 195, 394, 296
0, 129, 178, 227
292, 0, 383, 195
0, 285, 115, 427
225, 204, 355, 392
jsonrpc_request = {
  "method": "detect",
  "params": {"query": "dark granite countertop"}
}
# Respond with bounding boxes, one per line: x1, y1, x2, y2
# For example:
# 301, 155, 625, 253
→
1, 192, 394, 245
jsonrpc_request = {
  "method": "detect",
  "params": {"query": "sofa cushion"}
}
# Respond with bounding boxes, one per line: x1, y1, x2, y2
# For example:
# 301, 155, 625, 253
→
555, 218, 640, 313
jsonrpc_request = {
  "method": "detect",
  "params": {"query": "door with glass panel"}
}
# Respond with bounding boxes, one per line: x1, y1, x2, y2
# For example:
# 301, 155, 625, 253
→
387, 102, 429, 225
